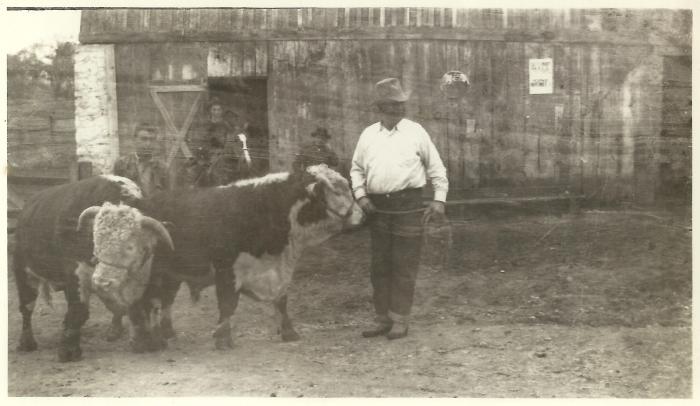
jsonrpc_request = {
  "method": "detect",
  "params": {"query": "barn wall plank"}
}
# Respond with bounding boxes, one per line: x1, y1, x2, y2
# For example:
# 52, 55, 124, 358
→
95, 9, 688, 201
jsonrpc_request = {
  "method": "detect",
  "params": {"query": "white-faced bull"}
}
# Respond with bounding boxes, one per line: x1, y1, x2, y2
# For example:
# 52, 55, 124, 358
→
140, 164, 364, 349
77, 202, 175, 353
11, 176, 172, 361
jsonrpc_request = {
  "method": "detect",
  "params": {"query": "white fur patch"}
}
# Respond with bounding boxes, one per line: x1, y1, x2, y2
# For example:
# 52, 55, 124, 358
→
92, 202, 142, 260
233, 252, 291, 302
232, 197, 345, 303
101, 175, 144, 199
232, 200, 305, 302
233, 172, 290, 188
74, 261, 94, 304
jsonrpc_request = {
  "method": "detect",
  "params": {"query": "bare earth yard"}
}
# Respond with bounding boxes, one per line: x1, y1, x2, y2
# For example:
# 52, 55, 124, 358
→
7, 207, 692, 397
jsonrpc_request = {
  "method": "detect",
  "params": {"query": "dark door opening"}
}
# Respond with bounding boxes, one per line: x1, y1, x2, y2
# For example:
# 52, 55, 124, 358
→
207, 77, 269, 176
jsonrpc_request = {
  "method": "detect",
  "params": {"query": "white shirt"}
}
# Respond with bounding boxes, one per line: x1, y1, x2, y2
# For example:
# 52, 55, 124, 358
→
350, 118, 448, 202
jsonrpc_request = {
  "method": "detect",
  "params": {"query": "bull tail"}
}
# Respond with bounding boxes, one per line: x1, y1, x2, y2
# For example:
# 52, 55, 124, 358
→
11, 249, 53, 310
40, 280, 54, 309
187, 283, 202, 303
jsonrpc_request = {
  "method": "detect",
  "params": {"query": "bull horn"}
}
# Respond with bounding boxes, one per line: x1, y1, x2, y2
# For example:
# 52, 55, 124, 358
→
77, 206, 101, 231
140, 216, 175, 251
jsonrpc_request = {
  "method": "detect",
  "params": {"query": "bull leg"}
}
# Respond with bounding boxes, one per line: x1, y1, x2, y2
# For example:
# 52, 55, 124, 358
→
75, 261, 127, 342
128, 285, 167, 353
128, 300, 150, 353
13, 256, 39, 352
274, 294, 300, 342
105, 312, 126, 341
159, 275, 182, 339
58, 279, 89, 362
213, 266, 239, 350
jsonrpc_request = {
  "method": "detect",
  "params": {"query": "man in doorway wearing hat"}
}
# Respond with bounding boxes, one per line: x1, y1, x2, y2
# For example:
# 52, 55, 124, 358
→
292, 126, 340, 172
350, 77, 449, 340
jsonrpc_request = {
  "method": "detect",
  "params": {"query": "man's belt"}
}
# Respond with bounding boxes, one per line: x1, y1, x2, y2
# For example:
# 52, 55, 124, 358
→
368, 187, 424, 200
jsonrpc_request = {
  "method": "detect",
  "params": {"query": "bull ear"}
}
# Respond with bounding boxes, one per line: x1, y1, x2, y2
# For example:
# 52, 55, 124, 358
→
76, 206, 101, 232
140, 216, 175, 251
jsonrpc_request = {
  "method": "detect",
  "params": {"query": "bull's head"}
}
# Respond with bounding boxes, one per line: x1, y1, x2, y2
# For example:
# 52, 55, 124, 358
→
295, 165, 365, 243
77, 202, 173, 312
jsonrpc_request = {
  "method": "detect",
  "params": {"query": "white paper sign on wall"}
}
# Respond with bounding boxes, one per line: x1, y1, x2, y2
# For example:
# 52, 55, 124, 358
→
529, 58, 553, 95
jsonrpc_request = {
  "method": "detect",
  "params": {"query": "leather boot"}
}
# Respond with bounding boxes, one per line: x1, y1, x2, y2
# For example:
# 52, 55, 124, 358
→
361, 315, 392, 338
386, 321, 409, 340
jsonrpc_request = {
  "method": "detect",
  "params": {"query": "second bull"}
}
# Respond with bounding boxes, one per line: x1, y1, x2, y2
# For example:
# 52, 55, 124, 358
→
131, 164, 364, 349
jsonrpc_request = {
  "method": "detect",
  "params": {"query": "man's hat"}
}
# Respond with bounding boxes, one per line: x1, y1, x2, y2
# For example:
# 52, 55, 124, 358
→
208, 96, 223, 110
375, 77, 410, 103
311, 127, 331, 139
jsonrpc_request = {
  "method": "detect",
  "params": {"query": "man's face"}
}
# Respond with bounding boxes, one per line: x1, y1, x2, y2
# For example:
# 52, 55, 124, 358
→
377, 101, 406, 129
210, 104, 223, 122
135, 129, 157, 156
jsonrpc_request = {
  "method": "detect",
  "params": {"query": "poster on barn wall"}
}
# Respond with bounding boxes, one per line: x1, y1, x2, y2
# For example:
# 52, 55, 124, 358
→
529, 58, 554, 95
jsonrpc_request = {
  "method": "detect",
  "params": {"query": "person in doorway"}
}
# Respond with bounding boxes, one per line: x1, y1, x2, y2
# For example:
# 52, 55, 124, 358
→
113, 123, 169, 196
292, 127, 340, 172
205, 97, 233, 150
189, 97, 249, 186
350, 77, 449, 340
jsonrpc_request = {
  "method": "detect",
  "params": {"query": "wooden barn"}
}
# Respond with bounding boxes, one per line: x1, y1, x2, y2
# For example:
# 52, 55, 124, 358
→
75, 8, 691, 204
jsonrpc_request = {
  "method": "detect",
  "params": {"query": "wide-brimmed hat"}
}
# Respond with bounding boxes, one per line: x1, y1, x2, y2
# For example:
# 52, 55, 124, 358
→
375, 77, 410, 103
208, 96, 223, 110
311, 127, 331, 139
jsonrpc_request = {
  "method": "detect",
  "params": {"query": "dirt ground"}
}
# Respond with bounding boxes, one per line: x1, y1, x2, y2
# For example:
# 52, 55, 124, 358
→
6, 206, 692, 397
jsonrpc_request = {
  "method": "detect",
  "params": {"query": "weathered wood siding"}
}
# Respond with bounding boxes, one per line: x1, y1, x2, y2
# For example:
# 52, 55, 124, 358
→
91, 8, 691, 202
80, 8, 689, 47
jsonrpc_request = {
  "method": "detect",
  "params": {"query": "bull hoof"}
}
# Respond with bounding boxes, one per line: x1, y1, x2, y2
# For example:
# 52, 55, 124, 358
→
281, 329, 300, 342
130, 337, 150, 354
58, 346, 83, 362
105, 324, 125, 342
130, 335, 167, 353
18, 334, 38, 352
215, 336, 233, 350
151, 329, 168, 350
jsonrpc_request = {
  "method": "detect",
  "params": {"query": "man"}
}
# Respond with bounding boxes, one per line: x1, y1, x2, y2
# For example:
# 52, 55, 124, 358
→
189, 98, 249, 186
350, 77, 448, 340
113, 123, 169, 196
292, 127, 340, 172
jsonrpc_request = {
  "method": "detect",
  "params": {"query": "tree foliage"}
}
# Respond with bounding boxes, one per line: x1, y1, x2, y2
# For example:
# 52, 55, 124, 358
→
7, 41, 75, 99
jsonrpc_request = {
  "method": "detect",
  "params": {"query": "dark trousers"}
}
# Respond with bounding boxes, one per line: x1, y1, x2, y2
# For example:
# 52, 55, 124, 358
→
368, 188, 424, 322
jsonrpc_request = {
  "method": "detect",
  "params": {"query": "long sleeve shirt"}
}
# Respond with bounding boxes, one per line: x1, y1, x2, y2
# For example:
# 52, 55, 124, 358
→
350, 118, 449, 202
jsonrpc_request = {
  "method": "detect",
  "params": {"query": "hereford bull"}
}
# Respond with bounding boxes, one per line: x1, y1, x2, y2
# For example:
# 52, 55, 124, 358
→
139, 164, 364, 349
12, 176, 173, 361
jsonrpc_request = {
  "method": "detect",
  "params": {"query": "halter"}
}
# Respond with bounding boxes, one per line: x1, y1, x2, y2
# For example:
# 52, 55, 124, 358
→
325, 202, 355, 221
92, 251, 154, 273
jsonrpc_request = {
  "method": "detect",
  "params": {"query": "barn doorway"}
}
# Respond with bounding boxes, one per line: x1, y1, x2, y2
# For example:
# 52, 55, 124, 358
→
207, 77, 269, 176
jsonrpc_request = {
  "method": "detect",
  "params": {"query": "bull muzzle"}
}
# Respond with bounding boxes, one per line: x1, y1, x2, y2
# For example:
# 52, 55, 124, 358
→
92, 263, 129, 306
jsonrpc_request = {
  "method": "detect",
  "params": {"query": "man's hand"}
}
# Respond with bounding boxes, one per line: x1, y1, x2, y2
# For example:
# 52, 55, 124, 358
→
423, 201, 446, 224
357, 196, 376, 214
